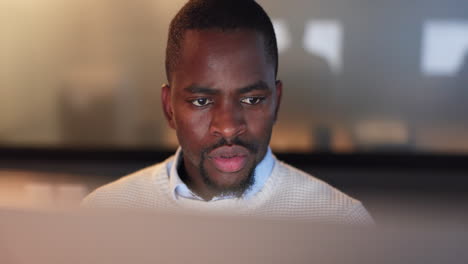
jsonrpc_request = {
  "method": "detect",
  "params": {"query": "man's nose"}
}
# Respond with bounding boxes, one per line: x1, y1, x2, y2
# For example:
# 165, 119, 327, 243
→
210, 102, 246, 140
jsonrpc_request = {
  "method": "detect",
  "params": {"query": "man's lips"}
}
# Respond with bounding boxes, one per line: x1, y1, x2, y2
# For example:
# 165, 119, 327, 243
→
211, 156, 247, 173
208, 145, 249, 173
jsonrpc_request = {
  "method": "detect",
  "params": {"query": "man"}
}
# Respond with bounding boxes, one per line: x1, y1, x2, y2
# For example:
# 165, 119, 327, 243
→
83, 0, 373, 224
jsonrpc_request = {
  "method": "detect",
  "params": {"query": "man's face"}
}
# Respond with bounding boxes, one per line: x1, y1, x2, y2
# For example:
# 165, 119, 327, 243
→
162, 29, 282, 198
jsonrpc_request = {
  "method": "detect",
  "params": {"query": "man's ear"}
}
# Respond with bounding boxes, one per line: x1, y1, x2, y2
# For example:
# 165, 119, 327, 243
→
274, 80, 283, 123
161, 84, 176, 129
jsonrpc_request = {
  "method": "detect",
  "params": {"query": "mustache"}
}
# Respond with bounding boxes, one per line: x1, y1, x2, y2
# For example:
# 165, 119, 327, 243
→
202, 137, 259, 155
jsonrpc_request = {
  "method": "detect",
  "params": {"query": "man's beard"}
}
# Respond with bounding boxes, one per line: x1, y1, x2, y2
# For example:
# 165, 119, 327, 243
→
199, 137, 259, 198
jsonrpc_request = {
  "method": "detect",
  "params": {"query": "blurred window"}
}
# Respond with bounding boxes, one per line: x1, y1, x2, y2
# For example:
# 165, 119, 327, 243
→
421, 20, 468, 76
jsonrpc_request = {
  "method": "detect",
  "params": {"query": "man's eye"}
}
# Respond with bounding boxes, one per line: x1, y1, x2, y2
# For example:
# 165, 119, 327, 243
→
191, 98, 213, 107
241, 97, 264, 105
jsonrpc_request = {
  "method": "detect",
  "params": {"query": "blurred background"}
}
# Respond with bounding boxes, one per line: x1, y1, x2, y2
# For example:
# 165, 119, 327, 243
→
0, 0, 467, 219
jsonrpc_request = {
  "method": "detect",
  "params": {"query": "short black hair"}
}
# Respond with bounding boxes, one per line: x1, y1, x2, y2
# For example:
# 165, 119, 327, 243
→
165, 0, 278, 83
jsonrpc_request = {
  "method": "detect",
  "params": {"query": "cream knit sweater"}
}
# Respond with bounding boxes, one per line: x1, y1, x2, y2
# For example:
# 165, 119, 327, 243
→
82, 156, 373, 224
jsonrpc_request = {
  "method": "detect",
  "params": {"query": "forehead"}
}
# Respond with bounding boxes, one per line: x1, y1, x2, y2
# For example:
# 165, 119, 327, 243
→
171, 29, 275, 90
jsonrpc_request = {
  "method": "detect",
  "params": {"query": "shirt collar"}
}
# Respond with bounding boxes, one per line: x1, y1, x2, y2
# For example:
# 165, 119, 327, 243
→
167, 147, 275, 201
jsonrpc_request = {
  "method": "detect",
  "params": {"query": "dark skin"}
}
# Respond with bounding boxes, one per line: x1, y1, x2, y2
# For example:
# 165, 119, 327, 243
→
162, 29, 282, 200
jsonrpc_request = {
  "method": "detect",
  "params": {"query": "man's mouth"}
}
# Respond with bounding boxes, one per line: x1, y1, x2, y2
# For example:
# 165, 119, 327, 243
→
208, 146, 249, 173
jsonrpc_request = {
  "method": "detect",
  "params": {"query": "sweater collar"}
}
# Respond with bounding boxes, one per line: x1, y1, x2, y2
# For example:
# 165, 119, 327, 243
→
167, 147, 275, 201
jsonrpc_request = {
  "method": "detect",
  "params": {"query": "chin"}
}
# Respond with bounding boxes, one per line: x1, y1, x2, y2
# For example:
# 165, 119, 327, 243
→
212, 171, 249, 187
201, 164, 256, 196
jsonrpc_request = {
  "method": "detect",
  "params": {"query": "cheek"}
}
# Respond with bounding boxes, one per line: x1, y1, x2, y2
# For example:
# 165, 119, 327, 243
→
174, 107, 211, 146
244, 107, 275, 137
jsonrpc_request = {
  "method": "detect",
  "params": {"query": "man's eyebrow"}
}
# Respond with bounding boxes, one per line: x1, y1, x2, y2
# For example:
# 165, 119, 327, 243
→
183, 81, 270, 95
237, 81, 270, 94
183, 85, 219, 95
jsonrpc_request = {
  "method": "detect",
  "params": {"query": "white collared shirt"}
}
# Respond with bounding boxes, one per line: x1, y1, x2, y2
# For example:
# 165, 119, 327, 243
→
166, 147, 275, 201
